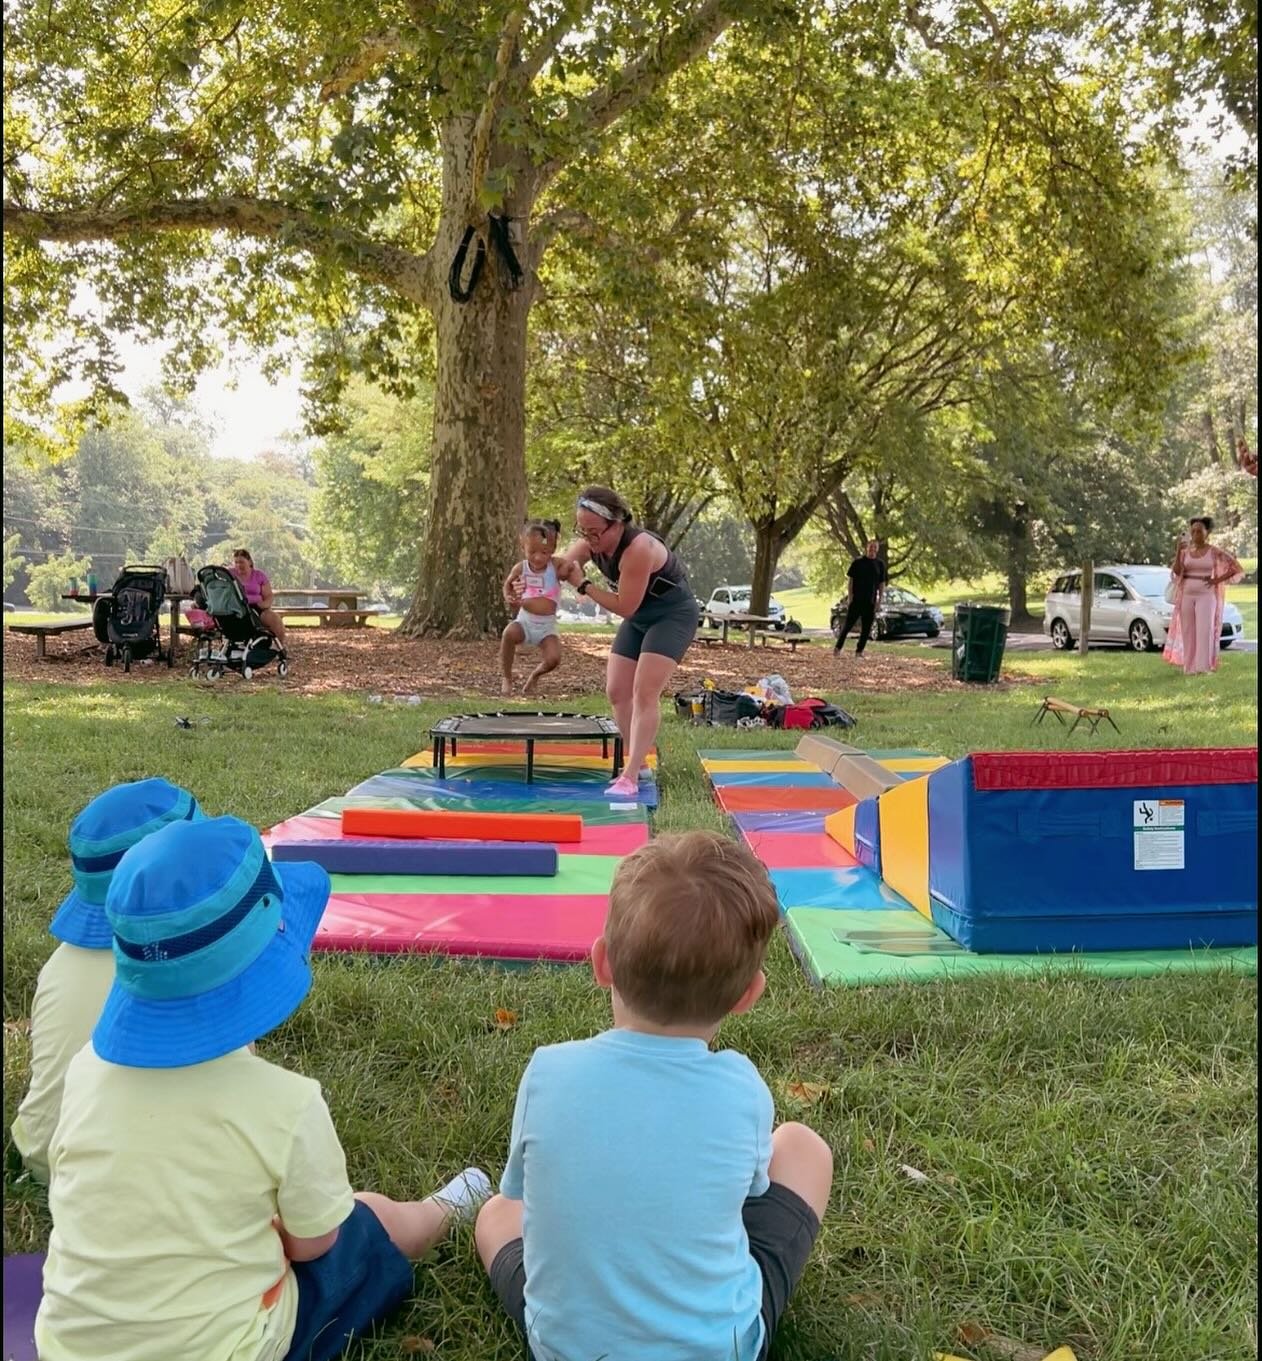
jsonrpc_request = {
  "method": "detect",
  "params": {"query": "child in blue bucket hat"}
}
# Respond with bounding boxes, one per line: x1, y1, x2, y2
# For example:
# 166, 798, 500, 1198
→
10, 777, 201, 1184
36, 814, 491, 1361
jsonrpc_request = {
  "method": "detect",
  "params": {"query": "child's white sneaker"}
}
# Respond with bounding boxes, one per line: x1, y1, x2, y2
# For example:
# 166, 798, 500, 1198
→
432, 1167, 493, 1223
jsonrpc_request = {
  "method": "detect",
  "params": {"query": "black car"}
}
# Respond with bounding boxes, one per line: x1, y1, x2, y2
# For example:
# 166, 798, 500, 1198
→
830, 585, 943, 641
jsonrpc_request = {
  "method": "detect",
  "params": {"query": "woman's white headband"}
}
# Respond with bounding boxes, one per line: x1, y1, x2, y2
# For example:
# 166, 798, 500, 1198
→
578, 496, 620, 521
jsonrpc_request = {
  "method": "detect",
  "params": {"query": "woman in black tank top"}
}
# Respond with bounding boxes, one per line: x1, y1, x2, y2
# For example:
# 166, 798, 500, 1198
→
556, 485, 700, 799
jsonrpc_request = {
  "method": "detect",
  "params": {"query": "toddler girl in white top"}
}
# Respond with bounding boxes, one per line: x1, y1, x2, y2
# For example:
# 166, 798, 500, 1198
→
501, 519, 565, 695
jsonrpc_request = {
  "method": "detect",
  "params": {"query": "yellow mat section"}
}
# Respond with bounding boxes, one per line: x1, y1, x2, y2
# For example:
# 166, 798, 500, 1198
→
877, 775, 931, 919
404, 751, 656, 770
700, 760, 817, 773
878, 757, 950, 773
824, 804, 858, 855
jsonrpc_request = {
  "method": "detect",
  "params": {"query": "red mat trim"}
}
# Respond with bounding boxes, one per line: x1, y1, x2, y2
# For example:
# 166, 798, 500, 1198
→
970, 748, 1259, 790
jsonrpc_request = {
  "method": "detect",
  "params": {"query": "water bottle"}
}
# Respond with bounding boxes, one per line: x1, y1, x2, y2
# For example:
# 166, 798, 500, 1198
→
86, 570, 98, 599
69, 576, 78, 597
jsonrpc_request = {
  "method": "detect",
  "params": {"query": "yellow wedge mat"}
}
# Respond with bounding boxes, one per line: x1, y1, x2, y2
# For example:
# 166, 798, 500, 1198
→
878, 757, 950, 773
877, 775, 931, 919
824, 804, 858, 855
404, 751, 656, 770
701, 760, 817, 773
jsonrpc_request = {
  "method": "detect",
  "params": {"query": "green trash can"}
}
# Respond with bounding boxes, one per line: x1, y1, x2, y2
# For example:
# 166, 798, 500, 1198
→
951, 603, 1010, 683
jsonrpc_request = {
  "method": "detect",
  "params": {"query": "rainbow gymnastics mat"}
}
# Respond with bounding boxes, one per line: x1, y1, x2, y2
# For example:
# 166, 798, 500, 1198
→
699, 749, 1257, 987
263, 733, 655, 960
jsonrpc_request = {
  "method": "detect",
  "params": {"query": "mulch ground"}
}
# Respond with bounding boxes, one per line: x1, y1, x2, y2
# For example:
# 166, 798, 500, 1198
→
2, 627, 1039, 698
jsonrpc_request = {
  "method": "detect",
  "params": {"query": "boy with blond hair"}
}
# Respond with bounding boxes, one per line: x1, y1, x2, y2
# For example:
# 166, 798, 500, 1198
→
476, 830, 833, 1360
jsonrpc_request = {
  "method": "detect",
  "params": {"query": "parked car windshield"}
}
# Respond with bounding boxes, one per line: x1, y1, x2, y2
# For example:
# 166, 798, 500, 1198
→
885, 587, 921, 605
1120, 568, 1171, 599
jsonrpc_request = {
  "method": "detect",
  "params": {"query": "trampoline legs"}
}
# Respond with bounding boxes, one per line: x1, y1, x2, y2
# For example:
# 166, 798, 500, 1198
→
612, 737, 624, 779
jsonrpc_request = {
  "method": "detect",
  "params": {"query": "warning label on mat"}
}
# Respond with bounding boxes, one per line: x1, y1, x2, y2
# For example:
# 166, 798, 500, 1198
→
1133, 799, 1185, 870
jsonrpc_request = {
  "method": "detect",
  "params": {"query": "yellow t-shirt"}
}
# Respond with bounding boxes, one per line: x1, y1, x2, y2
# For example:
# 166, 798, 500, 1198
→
10, 943, 115, 1185
36, 1046, 356, 1361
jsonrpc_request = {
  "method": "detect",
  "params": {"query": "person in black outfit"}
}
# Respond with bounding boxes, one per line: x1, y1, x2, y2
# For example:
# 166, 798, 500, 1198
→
834, 540, 886, 657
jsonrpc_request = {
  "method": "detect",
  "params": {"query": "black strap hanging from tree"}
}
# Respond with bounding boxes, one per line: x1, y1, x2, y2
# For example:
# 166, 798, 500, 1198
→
448, 214, 524, 303
448, 225, 486, 303
487, 213, 524, 291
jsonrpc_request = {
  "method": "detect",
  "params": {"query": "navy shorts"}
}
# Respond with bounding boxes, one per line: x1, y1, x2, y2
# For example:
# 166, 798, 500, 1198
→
284, 1201, 414, 1361
488, 1182, 820, 1360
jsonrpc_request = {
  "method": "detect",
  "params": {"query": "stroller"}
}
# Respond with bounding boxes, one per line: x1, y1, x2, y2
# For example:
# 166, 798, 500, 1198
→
92, 565, 169, 672
188, 565, 289, 681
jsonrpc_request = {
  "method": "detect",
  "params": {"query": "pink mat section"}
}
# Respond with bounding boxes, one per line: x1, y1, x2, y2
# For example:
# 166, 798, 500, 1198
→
313, 893, 609, 961
739, 831, 860, 869
266, 814, 648, 859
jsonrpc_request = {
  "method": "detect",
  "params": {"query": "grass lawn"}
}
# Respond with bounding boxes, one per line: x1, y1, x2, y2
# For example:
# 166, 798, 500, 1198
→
3, 665, 1257, 1361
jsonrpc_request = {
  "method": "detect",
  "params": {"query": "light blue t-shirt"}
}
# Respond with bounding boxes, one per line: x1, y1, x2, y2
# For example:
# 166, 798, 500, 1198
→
501, 1028, 774, 1361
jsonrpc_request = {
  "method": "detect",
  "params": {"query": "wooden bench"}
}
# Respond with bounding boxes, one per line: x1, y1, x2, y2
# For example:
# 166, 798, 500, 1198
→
277, 607, 379, 629
9, 619, 94, 659
754, 629, 818, 653
1032, 696, 1120, 736
692, 631, 725, 648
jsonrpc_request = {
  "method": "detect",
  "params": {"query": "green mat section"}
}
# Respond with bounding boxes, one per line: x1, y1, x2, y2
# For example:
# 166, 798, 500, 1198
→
330, 854, 619, 897
786, 908, 1259, 987
378, 764, 616, 786
305, 796, 648, 825
696, 748, 799, 760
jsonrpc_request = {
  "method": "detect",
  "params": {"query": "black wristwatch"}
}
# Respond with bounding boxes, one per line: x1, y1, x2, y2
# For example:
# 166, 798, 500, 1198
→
577, 580, 591, 596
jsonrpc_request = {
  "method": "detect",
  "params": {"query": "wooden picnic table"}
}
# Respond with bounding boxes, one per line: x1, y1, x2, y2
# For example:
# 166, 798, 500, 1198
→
699, 611, 781, 648
272, 587, 375, 628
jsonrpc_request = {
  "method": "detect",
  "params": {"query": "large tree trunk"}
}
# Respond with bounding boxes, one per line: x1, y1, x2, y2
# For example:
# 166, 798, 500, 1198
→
401, 121, 536, 639
1078, 560, 1093, 656
1006, 501, 1033, 623
750, 523, 784, 617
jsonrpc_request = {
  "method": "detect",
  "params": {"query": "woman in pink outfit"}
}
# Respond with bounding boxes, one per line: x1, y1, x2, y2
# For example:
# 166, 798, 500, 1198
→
1163, 517, 1244, 675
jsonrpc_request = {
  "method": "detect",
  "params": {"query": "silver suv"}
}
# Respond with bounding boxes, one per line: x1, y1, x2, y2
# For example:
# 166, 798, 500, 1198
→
704, 586, 786, 629
1043, 564, 1245, 652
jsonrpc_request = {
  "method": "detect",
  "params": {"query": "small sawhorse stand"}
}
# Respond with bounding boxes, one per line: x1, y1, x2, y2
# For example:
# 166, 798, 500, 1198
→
1032, 696, 1120, 737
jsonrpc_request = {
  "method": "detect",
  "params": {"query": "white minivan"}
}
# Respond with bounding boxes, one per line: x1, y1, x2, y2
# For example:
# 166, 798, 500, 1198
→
1043, 564, 1245, 652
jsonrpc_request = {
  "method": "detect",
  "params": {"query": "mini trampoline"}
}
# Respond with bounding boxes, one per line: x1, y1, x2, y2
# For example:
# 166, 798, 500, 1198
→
431, 712, 624, 782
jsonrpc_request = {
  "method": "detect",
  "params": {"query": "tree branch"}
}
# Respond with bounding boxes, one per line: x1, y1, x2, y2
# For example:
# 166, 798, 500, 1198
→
3, 197, 438, 308
468, 7, 528, 217
518, 7, 579, 86
536, 0, 738, 189
319, 30, 412, 102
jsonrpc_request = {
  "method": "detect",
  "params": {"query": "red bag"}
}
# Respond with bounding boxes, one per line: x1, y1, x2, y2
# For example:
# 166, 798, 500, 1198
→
781, 703, 816, 729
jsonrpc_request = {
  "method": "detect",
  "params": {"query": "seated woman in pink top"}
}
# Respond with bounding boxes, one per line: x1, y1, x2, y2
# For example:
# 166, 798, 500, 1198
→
231, 547, 288, 647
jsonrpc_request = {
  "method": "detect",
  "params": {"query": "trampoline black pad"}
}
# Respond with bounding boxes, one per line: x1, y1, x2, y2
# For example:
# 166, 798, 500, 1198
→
431, 712, 621, 740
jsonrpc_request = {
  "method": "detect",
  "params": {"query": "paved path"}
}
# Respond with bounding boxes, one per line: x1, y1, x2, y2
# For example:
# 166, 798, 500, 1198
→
922, 633, 1256, 654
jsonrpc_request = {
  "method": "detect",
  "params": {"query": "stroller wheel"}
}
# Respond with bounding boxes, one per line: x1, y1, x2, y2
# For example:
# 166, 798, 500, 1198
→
242, 665, 253, 680
207, 666, 223, 681
122, 646, 132, 674
188, 663, 200, 678
104, 646, 115, 667
277, 660, 289, 679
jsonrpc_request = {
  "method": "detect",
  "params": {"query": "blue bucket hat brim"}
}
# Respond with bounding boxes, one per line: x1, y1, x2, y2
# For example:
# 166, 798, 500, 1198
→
49, 887, 114, 950
91, 860, 330, 1069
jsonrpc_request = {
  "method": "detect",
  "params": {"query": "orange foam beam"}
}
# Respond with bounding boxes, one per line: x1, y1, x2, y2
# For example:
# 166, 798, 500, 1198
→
342, 808, 584, 844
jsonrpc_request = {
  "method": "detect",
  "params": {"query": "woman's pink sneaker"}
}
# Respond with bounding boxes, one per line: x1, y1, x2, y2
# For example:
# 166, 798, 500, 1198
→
604, 775, 640, 799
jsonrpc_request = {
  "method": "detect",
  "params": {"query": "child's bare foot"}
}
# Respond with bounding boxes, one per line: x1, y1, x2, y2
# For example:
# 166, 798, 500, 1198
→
521, 681, 538, 696
500, 677, 514, 697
